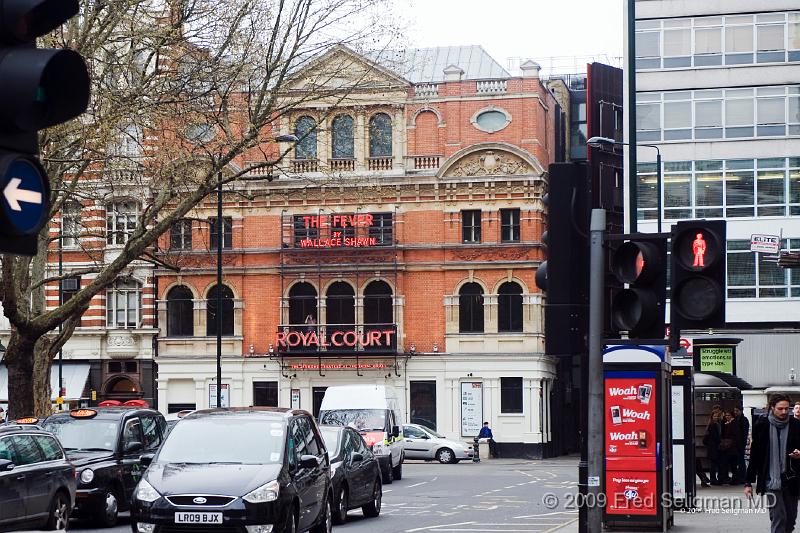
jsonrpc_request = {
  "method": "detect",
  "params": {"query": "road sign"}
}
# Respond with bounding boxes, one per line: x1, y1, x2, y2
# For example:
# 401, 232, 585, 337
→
751, 233, 780, 254
0, 155, 49, 235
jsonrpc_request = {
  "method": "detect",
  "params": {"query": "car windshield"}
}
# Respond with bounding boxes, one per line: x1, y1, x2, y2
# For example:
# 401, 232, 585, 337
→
319, 409, 387, 431
158, 417, 285, 464
42, 418, 119, 451
320, 427, 341, 455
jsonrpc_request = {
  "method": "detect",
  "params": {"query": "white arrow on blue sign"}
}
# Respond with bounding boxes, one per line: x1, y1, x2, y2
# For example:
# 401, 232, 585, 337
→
0, 155, 50, 236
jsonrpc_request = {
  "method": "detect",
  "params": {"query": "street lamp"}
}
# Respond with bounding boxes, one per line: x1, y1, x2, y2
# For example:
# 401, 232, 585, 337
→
214, 133, 297, 409
587, 136, 662, 233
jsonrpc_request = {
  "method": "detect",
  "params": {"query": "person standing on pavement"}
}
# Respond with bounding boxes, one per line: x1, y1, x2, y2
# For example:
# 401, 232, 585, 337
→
704, 412, 724, 484
478, 422, 499, 458
793, 402, 800, 421
734, 406, 751, 484
720, 410, 741, 484
745, 394, 800, 533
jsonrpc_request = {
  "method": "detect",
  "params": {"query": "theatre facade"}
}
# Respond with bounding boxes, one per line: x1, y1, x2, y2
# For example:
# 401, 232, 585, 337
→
154, 45, 561, 457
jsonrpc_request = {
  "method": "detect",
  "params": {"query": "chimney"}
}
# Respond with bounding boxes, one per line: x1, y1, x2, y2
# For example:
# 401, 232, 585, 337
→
443, 64, 464, 82
520, 60, 541, 79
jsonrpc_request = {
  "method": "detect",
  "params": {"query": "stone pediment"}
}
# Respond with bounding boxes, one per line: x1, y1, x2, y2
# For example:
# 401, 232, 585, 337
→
286, 45, 409, 92
438, 143, 544, 179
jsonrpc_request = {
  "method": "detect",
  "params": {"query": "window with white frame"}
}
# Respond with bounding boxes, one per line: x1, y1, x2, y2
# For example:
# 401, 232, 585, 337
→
727, 239, 800, 299
106, 278, 142, 328
637, 157, 800, 222
61, 201, 81, 248
106, 201, 138, 245
635, 12, 800, 70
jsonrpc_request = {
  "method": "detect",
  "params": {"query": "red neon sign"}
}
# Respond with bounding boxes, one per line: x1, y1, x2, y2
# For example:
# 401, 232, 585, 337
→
289, 362, 388, 370
299, 233, 377, 248
275, 329, 395, 349
303, 214, 373, 228
692, 232, 706, 268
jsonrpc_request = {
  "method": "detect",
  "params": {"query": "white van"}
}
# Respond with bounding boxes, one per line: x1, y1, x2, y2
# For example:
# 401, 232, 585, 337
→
318, 385, 404, 483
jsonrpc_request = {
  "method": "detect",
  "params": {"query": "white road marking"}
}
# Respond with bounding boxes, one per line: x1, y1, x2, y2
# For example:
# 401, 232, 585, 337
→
408, 481, 430, 488
405, 521, 476, 532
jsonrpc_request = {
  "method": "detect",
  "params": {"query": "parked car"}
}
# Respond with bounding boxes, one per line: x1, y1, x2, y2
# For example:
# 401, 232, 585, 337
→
0, 424, 76, 531
41, 407, 167, 527
131, 407, 333, 533
319, 425, 382, 524
2, 416, 46, 431
318, 384, 404, 483
401, 423, 474, 463
163, 410, 193, 436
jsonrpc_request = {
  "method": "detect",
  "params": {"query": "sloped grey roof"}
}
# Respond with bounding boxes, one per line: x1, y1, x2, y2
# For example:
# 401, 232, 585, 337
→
370, 45, 511, 84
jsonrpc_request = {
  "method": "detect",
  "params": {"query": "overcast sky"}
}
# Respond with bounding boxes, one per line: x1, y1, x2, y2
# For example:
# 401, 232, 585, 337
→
403, 0, 624, 74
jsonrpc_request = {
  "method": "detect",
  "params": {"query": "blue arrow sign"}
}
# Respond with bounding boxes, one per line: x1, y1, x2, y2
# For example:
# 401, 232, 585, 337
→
1, 157, 48, 235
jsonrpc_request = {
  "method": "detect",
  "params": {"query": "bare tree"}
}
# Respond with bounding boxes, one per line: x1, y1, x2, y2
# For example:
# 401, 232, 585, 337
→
0, 0, 406, 418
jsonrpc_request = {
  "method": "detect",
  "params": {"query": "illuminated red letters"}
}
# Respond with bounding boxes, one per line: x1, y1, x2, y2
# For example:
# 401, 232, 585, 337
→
274, 329, 395, 349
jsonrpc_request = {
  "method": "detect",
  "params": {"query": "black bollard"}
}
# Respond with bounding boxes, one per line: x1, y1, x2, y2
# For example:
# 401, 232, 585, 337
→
473, 436, 480, 462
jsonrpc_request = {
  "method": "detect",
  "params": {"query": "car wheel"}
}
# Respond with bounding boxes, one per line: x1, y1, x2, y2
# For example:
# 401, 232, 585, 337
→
310, 496, 332, 533
437, 448, 456, 464
333, 485, 348, 525
95, 489, 119, 528
392, 454, 403, 480
362, 478, 382, 518
44, 491, 71, 530
382, 460, 394, 484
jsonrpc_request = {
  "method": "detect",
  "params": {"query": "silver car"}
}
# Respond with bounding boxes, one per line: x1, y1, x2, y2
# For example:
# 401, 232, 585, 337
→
401, 424, 474, 464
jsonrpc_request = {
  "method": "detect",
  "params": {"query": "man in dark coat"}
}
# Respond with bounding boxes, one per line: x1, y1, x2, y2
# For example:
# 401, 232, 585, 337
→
745, 394, 800, 533
734, 406, 750, 484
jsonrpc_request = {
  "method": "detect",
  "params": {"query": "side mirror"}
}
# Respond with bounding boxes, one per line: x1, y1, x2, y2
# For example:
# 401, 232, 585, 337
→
421, 433, 430, 440
0, 459, 15, 472
124, 441, 143, 454
299, 454, 320, 469
351, 452, 363, 463
140, 453, 155, 468
392, 425, 400, 438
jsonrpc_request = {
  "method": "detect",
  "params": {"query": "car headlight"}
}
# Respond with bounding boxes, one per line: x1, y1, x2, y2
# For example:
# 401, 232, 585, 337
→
330, 461, 343, 476
243, 480, 280, 503
80, 468, 94, 484
134, 479, 161, 503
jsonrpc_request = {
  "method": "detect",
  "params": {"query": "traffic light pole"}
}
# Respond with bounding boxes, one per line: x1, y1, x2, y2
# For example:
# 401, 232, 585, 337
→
586, 208, 605, 533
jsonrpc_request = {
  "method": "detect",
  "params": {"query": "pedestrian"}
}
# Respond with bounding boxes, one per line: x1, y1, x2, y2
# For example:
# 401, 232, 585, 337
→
734, 406, 751, 484
719, 410, 741, 484
478, 421, 499, 458
0, 407, 4, 424
745, 394, 800, 533
696, 456, 712, 488
703, 411, 723, 485
793, 402, 800, 421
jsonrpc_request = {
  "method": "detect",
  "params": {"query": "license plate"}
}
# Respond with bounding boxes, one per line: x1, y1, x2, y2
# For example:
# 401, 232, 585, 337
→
175, 512, 223, 524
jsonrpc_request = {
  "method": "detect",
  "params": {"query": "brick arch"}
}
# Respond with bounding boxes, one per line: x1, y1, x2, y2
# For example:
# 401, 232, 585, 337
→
284, 280, 319, 298
201, 281, 239, 299
413, 110, 440, 154
161, 281, 200, 299
410, 106, 444, 126
453, 278, 489, 295
491, 277, 529, 295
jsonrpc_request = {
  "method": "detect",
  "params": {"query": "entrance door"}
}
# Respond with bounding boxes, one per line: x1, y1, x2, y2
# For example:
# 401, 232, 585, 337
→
312, 386, 328, 419
409, 381, 437, 430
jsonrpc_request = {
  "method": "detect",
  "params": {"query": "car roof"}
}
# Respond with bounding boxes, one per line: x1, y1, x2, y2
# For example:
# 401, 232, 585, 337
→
184, 407, 313, 420
45, 407, 161, 421
0, 425, 54, 436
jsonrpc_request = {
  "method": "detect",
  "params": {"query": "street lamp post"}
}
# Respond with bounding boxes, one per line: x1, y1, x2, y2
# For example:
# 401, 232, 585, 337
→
587, 136, 662, 233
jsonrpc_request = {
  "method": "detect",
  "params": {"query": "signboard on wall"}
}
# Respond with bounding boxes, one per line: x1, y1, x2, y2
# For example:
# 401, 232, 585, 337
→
460, 382, 483, 437
671, 385, 684, 440
208, 383, 229, 408
698, 346, 734, 374
291, 389, 301, 409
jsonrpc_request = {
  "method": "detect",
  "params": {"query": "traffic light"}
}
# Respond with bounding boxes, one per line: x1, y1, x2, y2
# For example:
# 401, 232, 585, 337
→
609, 236, 667, 339
0, 0, 90, 255
671, 220, 726, 331
537, 162, 590, 355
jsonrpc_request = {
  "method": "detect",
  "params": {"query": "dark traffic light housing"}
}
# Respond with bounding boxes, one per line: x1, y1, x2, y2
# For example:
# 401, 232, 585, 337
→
0, 0, 90, 255
670, 220, 726, 331
609, 235, 667, 340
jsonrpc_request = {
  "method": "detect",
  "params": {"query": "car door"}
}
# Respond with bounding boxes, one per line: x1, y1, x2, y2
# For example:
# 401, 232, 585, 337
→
303, 417, 327, 523
0, 435, 25, 526
9, 435, 50, 520
119, 417, 145, 502
347, 430, 370, 505
402, 425, 432, 459
288, 418, 314, 530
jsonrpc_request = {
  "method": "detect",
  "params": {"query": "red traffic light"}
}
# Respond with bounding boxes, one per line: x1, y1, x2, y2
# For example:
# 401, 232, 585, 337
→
0, 0, 79, 43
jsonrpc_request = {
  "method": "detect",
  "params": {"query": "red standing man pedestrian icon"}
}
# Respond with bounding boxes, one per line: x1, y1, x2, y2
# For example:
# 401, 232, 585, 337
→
692, 233, 706, 267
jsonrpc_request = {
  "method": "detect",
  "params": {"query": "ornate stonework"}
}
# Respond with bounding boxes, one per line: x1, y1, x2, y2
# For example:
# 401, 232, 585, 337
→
445, 150, 532, 178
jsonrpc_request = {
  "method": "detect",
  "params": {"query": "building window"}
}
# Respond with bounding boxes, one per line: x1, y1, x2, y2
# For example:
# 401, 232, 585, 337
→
294, 116, 317, 160
106, 201, 138, 245
459, 282, 484, 333
326, 281, 355, 327
166, 285, 194, 336
253, 381, 278, 407
206, 284, 234, 336
369, 113, 392, 157
106, 278, 141, 329
500, 377, 523, 414
288, 282, 317, 326
368, 213, 393, 246
498, 282, 523, 332
501, 209, 520, 242
462, 210, 481, 243
364, 280, 393, 325
61, 201, 81, 248
170, 219, 192, 250
331, 114, 354, 159
111, 123, 143, 158
473, 109, 511, 133
293, 215, 319, 247
60, 277, 80, 304
727, 239, 800, 298
109, 361, 123, 373
209, 217, 232, 250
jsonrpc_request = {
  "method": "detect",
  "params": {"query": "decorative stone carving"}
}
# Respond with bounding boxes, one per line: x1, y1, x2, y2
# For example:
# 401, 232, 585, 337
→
107, 333, 138, 357
452, 248, 530, 262
108, 335, 135, 347
446, 150, 531, 178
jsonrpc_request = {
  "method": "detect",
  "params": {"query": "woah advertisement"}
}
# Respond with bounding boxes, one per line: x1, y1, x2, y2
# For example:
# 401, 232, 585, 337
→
604, 376, 657, 458
606, 471, 658, 516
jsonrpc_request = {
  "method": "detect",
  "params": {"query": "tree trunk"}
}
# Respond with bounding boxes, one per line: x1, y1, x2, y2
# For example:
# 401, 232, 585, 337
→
5, 330, 53, 420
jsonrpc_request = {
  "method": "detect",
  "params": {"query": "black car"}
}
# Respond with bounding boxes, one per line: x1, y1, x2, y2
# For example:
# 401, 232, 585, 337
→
0, 425, 76, 531
42, 407, 168, 527
319, 425, 382, 525
131, 407, 333, 533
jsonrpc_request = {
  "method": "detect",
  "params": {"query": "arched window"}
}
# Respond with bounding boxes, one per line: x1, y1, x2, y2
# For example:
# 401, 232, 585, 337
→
364, 280, 393, 325
459, 282, 484, 333
498, 282, 523, 332
288, 282, 317, 325
206, 284, 234, 336
331, 115, 354, 159
294, 116, 317, 160
369, 113, 392, 157
326, 282, 355, 326
166, 286, 194, 336
107, 278, 142, 329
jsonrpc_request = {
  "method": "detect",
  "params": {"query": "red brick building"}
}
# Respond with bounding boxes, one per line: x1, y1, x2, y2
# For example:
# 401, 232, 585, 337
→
154, 45, 560, 457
